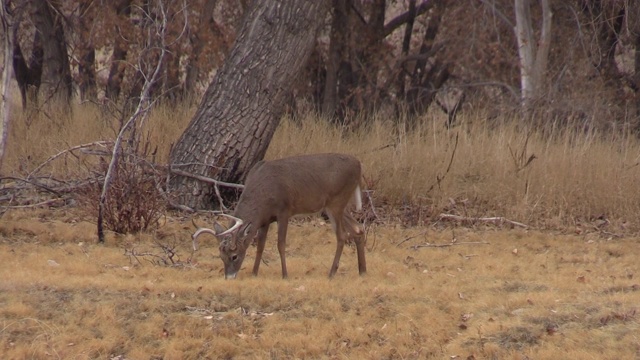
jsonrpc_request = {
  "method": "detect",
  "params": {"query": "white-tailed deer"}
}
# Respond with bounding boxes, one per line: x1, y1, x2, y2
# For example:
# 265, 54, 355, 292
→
192, 153, 366, 279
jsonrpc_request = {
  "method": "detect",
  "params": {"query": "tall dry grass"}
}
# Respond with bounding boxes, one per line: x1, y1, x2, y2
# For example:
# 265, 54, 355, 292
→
4, 102, 640, 231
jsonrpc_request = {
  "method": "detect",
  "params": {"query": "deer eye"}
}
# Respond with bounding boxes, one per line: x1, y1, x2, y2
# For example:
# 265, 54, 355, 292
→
231, 254, 238, 262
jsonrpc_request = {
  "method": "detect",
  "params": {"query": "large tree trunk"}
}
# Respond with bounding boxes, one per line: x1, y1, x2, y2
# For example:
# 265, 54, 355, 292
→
32, 0, 72, 108
169, 0, 330, 210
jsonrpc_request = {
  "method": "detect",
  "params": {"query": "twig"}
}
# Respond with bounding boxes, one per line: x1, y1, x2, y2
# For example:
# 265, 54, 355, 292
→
396, 229, 429, 247
363, 189, 378, 220
411, 241, 490, 249
426, 132, 459, 193
438, 213, 529, 228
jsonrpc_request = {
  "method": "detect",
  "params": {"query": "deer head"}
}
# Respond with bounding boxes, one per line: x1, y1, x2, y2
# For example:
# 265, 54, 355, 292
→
192, 214, 256, 279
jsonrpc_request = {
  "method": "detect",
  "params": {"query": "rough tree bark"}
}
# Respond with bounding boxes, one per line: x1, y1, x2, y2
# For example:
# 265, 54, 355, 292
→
169, 0, 330, 210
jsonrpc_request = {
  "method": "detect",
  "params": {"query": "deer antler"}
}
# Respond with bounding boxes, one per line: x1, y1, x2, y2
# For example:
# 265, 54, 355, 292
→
190, 215, 244, 251
191, 227, 217, 251
218, 214, 243, 236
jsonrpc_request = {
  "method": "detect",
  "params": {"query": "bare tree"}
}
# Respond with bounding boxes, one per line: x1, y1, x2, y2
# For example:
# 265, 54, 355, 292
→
169, 0, 330, 209
514, 0, 552, 109
0, 0, 14, 170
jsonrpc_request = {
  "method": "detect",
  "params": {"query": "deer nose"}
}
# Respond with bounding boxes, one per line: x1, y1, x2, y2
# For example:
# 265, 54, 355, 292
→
224, 272, 238, 280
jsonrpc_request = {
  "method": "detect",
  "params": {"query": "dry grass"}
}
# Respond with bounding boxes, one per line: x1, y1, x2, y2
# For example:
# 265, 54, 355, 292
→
3, 103, 640, 357
1, 208, 639, 359
5, 102, 640, 231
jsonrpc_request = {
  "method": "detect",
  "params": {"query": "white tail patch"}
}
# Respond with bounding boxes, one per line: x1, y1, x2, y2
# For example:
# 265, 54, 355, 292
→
354, 185, 362, 211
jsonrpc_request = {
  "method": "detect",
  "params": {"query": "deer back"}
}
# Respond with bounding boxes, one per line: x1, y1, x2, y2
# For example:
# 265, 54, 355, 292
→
234, 153, 361, 225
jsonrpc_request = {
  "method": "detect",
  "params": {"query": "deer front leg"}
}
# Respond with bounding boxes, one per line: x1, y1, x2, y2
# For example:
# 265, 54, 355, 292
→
252, 226, 269, 276
276, 217, 289, 279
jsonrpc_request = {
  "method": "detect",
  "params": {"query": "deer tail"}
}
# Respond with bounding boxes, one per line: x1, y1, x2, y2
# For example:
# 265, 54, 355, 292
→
353, 185, 362, 211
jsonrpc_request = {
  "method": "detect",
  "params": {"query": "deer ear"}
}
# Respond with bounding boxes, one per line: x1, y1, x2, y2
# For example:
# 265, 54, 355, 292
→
213, 222, 226, 234
213, 222, 232, 244
242, 224, 253, 236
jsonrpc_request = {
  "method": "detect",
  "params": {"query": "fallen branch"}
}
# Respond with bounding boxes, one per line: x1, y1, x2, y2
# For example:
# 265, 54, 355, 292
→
170, 168, 245, 190
169, 168, 241, 211
1, 198, 66, 209
438, 213, 529, 228
411, 241, 490, 249
27, 141, 113, 180
396, 229, 429, 247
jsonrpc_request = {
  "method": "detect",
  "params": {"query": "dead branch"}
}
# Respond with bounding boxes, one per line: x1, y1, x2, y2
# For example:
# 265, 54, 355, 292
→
438, 213, 529, 228
170, 168, 245, 190
411, 241, 490, 249
169, 168, 243, 211
1, 175, 63, 196
27, 141, 113, 180
2, 198, 66, 209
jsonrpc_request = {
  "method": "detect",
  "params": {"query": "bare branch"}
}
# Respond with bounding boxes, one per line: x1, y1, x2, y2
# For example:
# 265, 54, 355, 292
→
438, 213, 529, 229
383, 0, 435, 38
27, 141, 113, 180
411, 241, 490, 249
170, 168, 245, 189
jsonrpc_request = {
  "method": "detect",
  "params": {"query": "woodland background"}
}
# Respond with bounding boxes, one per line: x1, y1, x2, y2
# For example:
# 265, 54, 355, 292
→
4, 0, 640, 128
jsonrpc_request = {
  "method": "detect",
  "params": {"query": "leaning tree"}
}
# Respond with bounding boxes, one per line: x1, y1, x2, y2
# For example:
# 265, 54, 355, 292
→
169, 0, 330, 209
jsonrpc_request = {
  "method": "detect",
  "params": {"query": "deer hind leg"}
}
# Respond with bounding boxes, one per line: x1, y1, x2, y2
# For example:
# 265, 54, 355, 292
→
343, 212, 366, 275
252, 225, 269, 276
276, 216, 290, 279
326, 209, 347, 278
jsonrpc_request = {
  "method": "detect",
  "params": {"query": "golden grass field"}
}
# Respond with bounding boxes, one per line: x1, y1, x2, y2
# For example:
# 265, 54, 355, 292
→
1, 103, 640, 358
1, 208, 639, 359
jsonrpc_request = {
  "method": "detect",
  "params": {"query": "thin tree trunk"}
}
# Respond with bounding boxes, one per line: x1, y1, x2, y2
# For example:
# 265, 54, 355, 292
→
105, 0, 132, 102
77, 1, 97, 101
183, 0, 217, 99
0, 0, 14, 171
514, 0, 552, 110
169, 0, 330, 209
322, 0, 350, 119
396, 0, 416, 99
